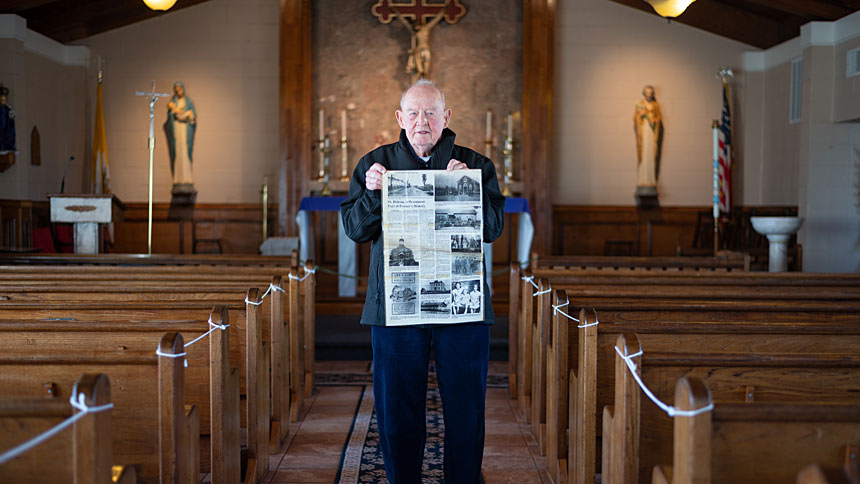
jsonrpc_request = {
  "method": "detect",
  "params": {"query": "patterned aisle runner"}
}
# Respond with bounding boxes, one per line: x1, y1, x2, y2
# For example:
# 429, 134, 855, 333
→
336, 386, 446, 484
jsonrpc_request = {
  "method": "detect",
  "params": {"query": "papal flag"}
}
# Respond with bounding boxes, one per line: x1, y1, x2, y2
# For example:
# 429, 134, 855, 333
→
91, 78, 111, 194
718, 80, 732, 213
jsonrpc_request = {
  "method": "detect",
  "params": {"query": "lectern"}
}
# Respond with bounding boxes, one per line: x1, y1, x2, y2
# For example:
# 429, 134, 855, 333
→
48, 194, 126, 254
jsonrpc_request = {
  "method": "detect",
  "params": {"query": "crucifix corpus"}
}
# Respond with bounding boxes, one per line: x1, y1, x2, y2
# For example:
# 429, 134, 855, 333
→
372, 0, 467, 82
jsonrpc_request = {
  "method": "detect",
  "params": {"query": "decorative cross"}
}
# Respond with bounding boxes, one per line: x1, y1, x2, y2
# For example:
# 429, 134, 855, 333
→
372, 1, 467, 81
372, 0, 466, 24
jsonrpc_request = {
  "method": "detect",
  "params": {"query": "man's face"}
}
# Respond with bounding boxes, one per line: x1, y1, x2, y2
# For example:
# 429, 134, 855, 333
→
395, 85, 451, 157
0, 94, 6, 106
643, 86, 654, 100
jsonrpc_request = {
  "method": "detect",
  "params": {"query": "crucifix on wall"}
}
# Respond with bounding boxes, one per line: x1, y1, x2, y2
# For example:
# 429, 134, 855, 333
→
372, 0, 467, 82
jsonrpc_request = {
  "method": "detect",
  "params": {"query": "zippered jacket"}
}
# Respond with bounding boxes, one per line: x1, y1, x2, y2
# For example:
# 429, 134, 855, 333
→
340, 128, 506, 326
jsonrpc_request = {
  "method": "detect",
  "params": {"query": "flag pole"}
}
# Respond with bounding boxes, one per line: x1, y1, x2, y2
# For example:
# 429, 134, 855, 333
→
712, 119, 719, 256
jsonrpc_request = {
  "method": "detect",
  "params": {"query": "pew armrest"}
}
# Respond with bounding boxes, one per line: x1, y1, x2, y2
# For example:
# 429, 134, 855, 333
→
185, 405, 200, 484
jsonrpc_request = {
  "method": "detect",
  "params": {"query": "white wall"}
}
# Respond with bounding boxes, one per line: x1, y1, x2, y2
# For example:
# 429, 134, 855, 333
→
743, 12, 860, 272
0, 16, 87, 200
554, 0, 752, 206
75, 0, 278, 204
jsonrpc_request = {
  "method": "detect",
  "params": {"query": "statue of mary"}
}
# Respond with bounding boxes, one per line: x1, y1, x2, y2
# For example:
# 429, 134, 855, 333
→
163, 81, 197, 195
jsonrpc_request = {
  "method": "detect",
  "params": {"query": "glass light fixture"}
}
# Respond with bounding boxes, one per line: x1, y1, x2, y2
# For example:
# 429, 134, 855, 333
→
143, 0, 178, 11
645, 0, 696, 18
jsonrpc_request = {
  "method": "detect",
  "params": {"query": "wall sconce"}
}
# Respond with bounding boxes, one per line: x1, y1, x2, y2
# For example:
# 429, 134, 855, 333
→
143, 0, 177, 11
645, 0, 696, 18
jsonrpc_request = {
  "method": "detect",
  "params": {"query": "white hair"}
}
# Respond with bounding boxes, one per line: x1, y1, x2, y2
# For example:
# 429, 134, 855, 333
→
399, 79, 446, 111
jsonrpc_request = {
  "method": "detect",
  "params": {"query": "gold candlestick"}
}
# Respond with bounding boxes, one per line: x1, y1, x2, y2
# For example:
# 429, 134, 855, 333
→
321, 136, 332, 196
340, 135, 350, 182
502, 136, 513, 197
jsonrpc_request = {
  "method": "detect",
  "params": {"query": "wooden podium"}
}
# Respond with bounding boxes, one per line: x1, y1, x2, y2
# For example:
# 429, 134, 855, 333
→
48, 194, 126, 254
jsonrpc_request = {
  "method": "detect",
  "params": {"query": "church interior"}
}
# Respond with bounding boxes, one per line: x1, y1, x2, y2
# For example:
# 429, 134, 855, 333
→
2, 0, 860, 483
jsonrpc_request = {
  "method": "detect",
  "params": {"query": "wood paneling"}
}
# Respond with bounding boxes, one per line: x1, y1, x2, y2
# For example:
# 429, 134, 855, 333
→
279, 0, 312, 237
522, 0, 554, 255
112, 203, 274, 255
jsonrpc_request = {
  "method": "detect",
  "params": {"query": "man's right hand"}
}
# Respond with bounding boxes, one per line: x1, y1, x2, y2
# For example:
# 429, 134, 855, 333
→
365, 163, 387, 191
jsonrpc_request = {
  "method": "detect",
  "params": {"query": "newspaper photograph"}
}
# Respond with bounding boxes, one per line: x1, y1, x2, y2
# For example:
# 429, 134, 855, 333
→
382, 169, 484, 326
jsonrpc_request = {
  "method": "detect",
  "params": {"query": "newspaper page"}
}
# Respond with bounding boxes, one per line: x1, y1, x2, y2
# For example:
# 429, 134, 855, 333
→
382, 169, 484, 326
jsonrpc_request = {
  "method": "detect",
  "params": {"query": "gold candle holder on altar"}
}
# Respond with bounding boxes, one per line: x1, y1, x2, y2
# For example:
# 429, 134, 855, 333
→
501, 136, 514, 197
318, 136, 332, 196
340, 135, 350, 182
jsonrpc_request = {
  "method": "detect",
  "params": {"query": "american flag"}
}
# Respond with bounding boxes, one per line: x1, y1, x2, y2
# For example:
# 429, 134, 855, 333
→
718, 81, 731, 213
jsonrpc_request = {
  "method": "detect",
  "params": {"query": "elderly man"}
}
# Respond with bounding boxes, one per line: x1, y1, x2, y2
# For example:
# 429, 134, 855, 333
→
341, 79, 505, 484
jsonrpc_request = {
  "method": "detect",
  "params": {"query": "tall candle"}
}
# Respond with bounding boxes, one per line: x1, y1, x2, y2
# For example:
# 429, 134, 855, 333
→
486, 111, 492, 140
341, 109, 347, 139
319, 109, 324, 140
507, 113, 513, 140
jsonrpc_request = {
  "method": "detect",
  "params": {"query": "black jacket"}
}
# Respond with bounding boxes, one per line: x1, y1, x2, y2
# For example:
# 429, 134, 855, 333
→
340, 128, 506, 326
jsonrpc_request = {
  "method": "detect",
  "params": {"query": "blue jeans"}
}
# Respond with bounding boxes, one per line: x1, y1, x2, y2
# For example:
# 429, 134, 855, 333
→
372, 323, 490, 484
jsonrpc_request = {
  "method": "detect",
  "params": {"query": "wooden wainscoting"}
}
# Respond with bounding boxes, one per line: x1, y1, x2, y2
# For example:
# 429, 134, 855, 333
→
551, 205, 798, 257
112, 203, 275, 254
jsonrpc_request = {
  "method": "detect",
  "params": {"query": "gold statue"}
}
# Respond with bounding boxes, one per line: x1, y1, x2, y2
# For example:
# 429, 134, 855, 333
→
393, 4, 447, 82
633, 85, 663, 196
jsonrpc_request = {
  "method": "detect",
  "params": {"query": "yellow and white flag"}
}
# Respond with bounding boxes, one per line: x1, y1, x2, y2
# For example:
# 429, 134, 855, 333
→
91, 80, 110, 193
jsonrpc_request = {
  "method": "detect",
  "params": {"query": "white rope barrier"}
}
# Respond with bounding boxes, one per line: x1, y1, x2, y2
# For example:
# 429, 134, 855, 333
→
551, 301, 580, 323
288, 267, 316, 282
246, 282, 287, 306
0, 392, 114, 466
614, 346, 714, 418
533, 286, 552, 296
521, 275, 538, 290
156, 348, 188, 367
183, 317, 230, 349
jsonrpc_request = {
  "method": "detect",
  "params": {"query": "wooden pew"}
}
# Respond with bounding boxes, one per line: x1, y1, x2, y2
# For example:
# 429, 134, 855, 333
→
0, 260, 317, 426
0, 306, 242, 483
0, 332, 198, 484
652, 377, 860, 484
545, 291, 860, 484
530, 254, 751, 272
603, 333, 860, 484
509, 262, 860, 406
0, 373, 137, 484
0, 272, 304, 437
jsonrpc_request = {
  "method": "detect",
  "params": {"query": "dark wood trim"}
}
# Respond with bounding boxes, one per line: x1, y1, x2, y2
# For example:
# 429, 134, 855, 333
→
522, 0, 554, 255
279, 0, 312, 237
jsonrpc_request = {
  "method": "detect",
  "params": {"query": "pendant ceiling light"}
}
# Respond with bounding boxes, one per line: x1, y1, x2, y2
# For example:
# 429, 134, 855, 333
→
143, 0, 178, 11
645, 0, 696, 18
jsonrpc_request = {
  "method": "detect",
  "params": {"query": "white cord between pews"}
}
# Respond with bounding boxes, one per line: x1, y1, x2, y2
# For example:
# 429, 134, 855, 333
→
183, 316, 230, 349
156, 348, 188, 367
521, 275, 539, 290
288, 267, 316, 282
246, 282, 288, 306
0, 392, 114, 466
533, 285, 552, 296
614, 346, 714, 418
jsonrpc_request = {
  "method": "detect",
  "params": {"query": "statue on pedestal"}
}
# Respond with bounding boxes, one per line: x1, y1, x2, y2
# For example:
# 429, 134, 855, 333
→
163, 81, 197, 197
633, 85, 663, 201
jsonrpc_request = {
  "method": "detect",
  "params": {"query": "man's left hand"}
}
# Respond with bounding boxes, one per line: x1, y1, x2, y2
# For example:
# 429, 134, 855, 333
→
447, 159, 467, 171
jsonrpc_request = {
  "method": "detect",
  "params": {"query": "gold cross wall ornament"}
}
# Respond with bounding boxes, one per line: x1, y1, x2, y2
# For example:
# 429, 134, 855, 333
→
372, 1, 467, 82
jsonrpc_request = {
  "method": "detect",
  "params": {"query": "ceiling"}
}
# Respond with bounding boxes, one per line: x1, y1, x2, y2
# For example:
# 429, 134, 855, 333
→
1, 0, 859, 49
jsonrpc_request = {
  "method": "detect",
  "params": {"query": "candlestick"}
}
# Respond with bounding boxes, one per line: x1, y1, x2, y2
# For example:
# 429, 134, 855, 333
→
502, 136, 513, 197
321, 135, 332, 196
340, 136, 349, 182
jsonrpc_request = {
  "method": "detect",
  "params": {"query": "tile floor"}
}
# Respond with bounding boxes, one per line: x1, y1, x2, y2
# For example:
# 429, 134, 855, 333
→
265, 360, 549, 484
